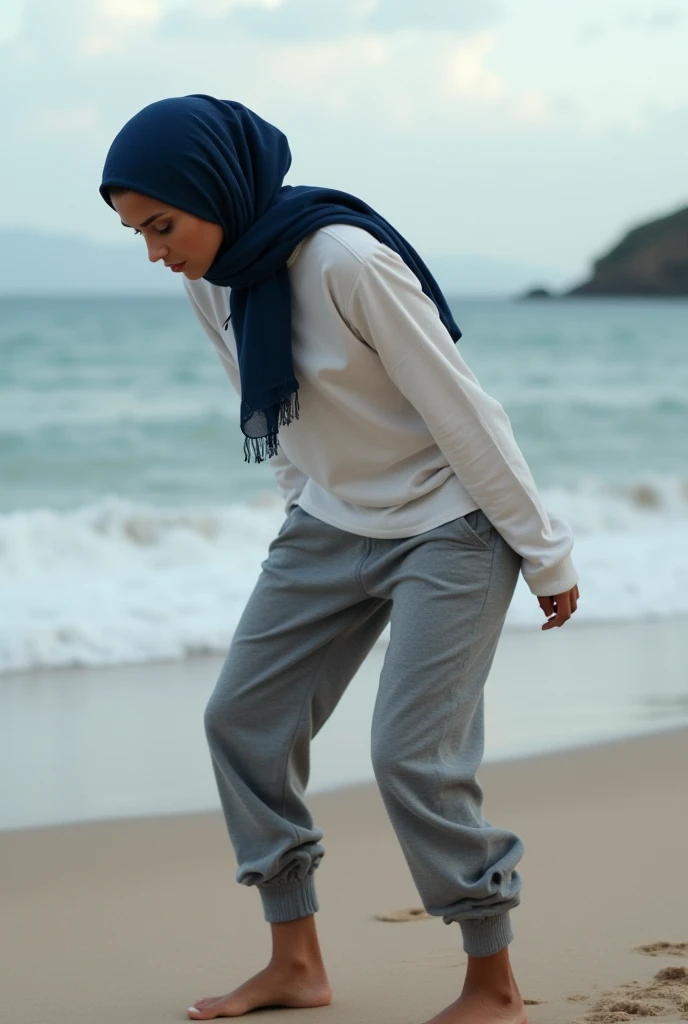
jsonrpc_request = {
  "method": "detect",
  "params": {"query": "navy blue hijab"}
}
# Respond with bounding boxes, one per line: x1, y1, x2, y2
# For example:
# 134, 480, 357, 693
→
100, 94, 461, 462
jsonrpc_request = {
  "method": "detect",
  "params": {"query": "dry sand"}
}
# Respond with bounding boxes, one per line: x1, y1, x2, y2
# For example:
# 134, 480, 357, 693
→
2, 725, 687, 1024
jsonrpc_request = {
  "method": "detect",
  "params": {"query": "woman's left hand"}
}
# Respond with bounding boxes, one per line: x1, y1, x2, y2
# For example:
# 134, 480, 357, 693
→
538, 585, 579, 631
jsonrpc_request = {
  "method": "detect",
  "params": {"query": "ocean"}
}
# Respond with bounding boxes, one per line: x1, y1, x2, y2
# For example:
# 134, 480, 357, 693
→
2, 294, 688, 676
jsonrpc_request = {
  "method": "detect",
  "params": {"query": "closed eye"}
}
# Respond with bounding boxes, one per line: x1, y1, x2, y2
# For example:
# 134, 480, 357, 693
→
133, 224, 171, 236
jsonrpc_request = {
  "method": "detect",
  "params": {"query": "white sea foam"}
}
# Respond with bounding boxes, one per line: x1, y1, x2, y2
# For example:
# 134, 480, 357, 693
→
2, 479, 687, 674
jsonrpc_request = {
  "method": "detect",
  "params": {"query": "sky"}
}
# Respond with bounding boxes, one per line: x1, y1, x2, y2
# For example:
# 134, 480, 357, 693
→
1, 0, 687, 286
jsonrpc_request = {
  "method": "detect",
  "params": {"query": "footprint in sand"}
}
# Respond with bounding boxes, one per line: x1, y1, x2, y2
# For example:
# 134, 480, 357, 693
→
375, 907, 432, 922
575, 964, 688, 1023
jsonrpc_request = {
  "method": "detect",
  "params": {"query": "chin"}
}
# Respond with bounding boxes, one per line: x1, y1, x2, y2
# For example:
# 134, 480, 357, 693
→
183, 265, 205, 281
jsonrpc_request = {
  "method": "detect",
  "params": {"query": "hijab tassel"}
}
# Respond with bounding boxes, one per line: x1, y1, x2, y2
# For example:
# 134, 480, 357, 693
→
242, 389, 300, 463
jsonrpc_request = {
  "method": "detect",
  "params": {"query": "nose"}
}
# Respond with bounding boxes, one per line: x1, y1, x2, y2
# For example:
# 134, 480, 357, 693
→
147, 241, 169, 264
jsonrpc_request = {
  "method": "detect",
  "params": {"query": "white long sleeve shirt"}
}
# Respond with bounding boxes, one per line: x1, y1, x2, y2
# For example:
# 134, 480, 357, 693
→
184, 224, 578, 597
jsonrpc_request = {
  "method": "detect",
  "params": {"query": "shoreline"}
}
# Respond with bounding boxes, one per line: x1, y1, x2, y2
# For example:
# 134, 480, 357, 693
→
6, 720, 688, 839
3, 610, 687, 680
1, 616, 687, 832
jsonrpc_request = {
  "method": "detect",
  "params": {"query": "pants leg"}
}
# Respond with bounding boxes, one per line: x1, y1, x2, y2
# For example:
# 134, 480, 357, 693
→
367, 510, 523, 958
204, 508, 390, 922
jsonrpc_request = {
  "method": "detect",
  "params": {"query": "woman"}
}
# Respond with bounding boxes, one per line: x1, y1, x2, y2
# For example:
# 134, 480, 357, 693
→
100, 94, 579, 1024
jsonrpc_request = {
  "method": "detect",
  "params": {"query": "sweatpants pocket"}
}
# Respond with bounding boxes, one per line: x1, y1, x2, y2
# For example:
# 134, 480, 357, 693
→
456, 509, 494, 550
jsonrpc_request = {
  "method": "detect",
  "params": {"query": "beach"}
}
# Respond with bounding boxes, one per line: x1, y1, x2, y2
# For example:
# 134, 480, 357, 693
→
2, 617, 688, 1023
2, 724, 687, 1024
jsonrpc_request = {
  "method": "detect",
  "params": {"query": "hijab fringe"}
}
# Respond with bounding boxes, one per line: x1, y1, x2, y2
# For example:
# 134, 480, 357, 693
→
242, 389, 300, 463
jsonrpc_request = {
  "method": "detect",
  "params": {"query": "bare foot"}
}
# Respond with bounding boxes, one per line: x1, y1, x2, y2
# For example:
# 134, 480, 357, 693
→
187, 960, 332, 1019
422, 990, 528, 1024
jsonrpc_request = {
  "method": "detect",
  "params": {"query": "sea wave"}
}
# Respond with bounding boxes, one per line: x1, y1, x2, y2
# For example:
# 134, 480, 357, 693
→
2, 385, 687, 433
2, 479, 687, 674
0, 388, 238, 431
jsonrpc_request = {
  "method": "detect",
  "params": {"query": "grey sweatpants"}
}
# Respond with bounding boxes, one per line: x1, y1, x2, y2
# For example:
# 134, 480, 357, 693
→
204, 506, 524, 958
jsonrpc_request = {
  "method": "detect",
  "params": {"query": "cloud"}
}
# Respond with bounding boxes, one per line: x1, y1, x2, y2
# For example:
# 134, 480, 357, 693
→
3, 0, 685, 275
0, 0, 554, 265
160, 0, 502, 40
83, 0, 162, 55
578, 21, 607, 44
445, 32, 504, 103
581, 7, 683, 44
15, 0, 162, 55
231, 0, 362, 40
368, 0, 502, 33
0, 0, 549, 173
444, 32, 550, 124
0, 0, 511, 132
647, 8, 683, 31
0, 0, 687, 290
624, 7, 683, 31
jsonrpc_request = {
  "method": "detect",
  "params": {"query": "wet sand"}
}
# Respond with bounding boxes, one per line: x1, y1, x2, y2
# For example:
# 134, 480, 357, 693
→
1, 616, 687, 831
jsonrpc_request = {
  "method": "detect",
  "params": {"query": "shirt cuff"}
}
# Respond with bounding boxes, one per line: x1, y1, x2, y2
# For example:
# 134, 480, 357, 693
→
521, 553, 579, 597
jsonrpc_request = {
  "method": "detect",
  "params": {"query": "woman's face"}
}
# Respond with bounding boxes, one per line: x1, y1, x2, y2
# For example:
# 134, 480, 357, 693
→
110, 190, 224, 280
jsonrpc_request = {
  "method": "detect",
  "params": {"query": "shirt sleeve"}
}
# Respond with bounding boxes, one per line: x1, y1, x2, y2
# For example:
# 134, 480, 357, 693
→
184, 281, 308, 513
347, 245, 579, 597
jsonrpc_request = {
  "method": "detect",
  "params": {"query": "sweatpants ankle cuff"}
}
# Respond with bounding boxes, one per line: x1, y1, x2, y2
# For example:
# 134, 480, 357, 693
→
258, 874, 319, 923
458, 911, 513, 957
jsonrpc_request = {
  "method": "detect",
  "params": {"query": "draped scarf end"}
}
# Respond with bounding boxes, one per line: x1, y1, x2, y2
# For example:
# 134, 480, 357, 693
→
242, 389, 300, 463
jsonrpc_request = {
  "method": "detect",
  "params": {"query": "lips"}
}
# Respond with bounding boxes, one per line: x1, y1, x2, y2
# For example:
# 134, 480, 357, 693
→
166, 261, 186, 273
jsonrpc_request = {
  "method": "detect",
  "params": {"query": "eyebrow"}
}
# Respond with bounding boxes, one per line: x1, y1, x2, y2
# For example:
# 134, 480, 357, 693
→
120, 212, 167, 229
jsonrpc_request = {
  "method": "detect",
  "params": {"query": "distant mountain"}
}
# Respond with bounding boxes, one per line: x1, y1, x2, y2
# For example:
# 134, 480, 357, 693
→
0, 230, 181, 296
0, 229, 565, 298
567, 205, 688, 296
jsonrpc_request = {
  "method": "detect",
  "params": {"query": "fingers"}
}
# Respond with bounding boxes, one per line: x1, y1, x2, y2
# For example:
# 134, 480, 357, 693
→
539, 586, 580, 630
541, 590, 572, 630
